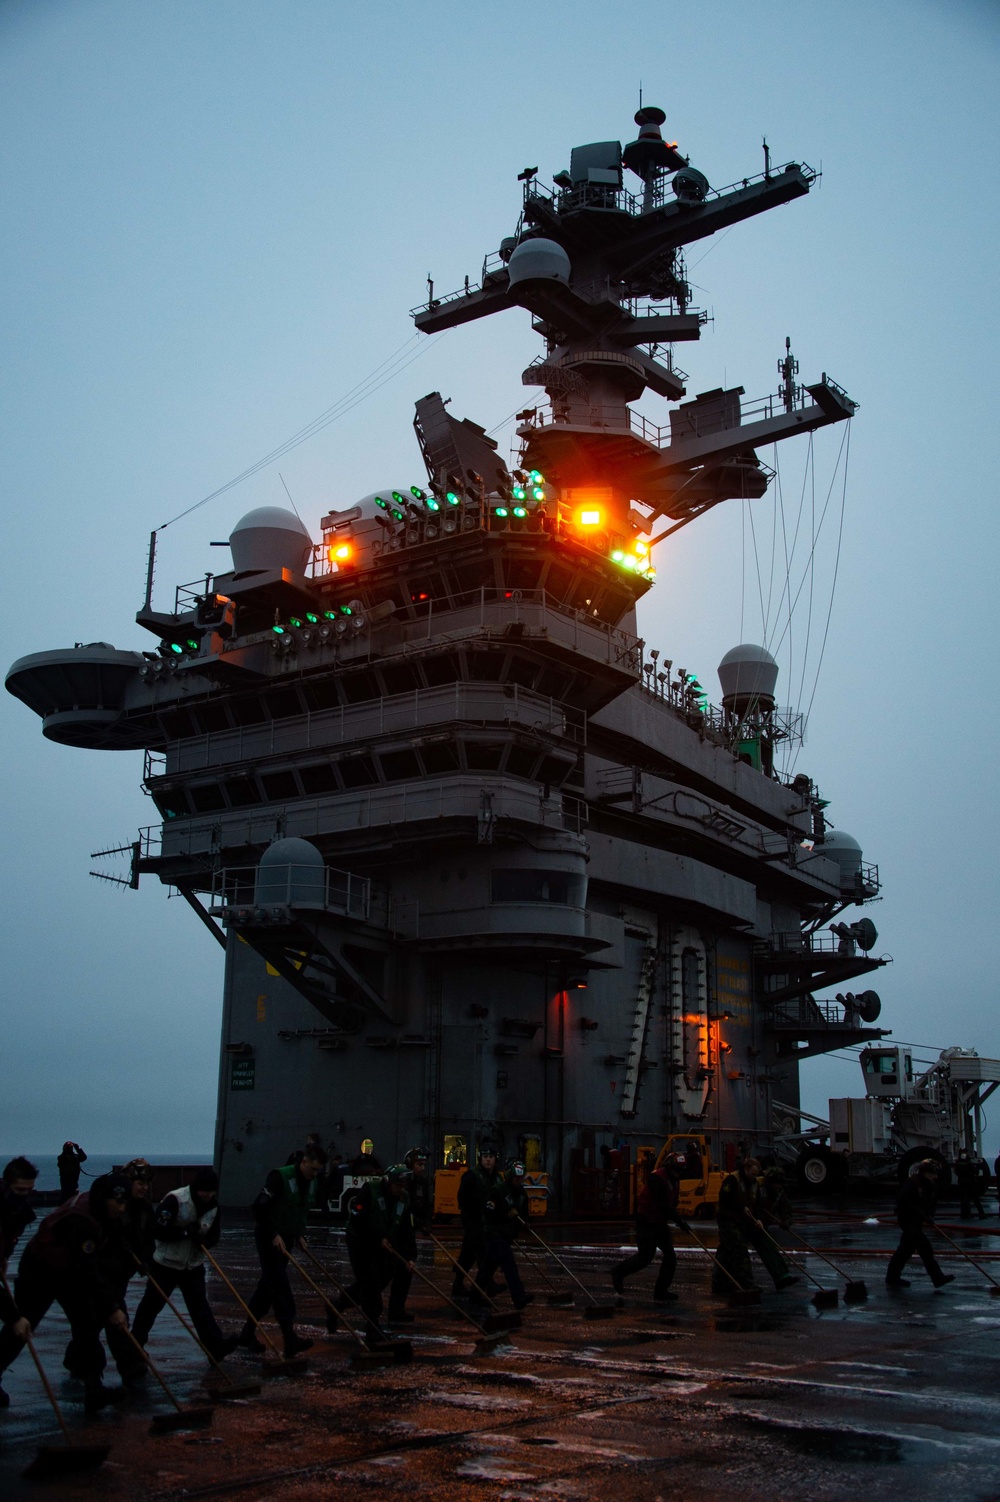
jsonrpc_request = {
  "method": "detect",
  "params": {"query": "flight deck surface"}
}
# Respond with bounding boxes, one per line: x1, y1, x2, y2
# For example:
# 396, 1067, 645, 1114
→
2, 1202, 998, 1500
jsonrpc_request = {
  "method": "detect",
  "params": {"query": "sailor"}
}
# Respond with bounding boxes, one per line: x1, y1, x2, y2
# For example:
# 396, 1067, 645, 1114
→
0, 1157, 39, 1408
713, 1157, 799, 1294
64, 1156, 157, 1383
682, 1141, 703, 1180
403, 1146, 433, 1232
333, 1165, 416, 1337
239, 1145, 326, 1356
451, 1141, 501, 1299
760, 1164, 794, 1229
57, 1140, 88, 1202
0, 1173, 131, 1412
612, 1152, 686, 1302
886, 1159, 955, 1289
131, 1167, 239, 1362
348, 1138, 384, 1176
955, 1149, 987, 1220
479, 1159, 534, 1310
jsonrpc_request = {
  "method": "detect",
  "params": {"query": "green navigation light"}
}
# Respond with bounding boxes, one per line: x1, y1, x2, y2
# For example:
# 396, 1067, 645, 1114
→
375, 496, 388, 510
323, 611, 338, 620
305, 613, 318, 623
445, 491, 460, 505
340, 605, 353, 616
289, 617, 303, 628
532, 487, 545, 502
495, 506, 509, 518
169, 642, 184, 653
529, 469, 543, 482
410, 486, 426, 500
512, 486, 526, 501
426, 497, 440, 511
186, 639, 200, 650
513, 506, 527, 518
272, 625, 285, 635
611, 549, 624, 562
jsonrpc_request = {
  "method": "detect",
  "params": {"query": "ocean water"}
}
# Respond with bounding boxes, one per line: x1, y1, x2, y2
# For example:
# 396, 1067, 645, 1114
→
2, 1153, 212, 1195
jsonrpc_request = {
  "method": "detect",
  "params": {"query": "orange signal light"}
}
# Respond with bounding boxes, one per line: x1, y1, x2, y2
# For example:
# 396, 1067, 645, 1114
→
329, 542, 353, 563
578, 509, 602, 527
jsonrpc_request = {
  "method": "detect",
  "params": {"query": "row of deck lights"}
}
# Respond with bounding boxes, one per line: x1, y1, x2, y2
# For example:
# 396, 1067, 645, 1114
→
367, 474, 656, 582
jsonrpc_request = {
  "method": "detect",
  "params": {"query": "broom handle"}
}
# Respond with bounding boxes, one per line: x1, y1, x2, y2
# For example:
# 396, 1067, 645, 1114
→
782, 1224, 855, 1280
424, 1231, 502, 1309
130, 1253, 231, 1379
285, 1251, 368, 1349
202, 1247, 283, 1358
514, 1234, 563, 1293
518, 1217, 597, 1305
119, 1324, 185, 1412
0, 1271, 70, 1444
383, 1242, 487, 1329
752, 1223, 827, 1291
930, 1220, 1000, 1287
684, 1222, 748, 1291
301, 1246, 370, 1326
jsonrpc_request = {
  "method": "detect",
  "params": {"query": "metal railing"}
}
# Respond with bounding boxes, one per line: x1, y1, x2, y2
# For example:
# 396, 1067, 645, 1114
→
139, 777, 583, 862
207, 863, 370, 920
767, 996, 857, 1030
154, 681, 585, 776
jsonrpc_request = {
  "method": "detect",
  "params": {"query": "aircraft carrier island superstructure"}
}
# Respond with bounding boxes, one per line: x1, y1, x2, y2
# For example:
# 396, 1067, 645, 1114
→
6, 107, 888, 1208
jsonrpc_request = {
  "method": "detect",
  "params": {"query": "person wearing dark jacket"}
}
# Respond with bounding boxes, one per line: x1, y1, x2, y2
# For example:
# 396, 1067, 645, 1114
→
131, 1167, 238, 1361
612, 1155, 686, 1301
333, 1165, 417, 1337
403, 1146, 433, 1233
955, 1150, 988, 1220
479, 1160, 533, 1310
0, 1174, 131, 1412
64, 1158, 157, 1382
238, 1146, 326, 1356
57, 1141, 88, 1202
451, 1143, 500, 1298
0, 1157, 39, 1407
713, 1158, 799, 1294
886, 1160, 955, 1288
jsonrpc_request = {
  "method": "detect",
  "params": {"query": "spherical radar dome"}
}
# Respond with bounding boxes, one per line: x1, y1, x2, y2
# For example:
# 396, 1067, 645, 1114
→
507, 237, 571, 289
820, 829, 863, 890
229, 506, 313, 576
256, 836, 326, 907
717, 643, 779, 709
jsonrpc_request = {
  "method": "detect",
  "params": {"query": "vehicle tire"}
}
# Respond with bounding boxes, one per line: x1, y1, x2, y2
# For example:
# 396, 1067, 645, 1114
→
897, 1146, 952, 1192
795, 1146, 845, 1194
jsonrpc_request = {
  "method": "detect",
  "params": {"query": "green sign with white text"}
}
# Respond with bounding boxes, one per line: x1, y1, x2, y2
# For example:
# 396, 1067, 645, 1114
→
230, 1057, 255, 1091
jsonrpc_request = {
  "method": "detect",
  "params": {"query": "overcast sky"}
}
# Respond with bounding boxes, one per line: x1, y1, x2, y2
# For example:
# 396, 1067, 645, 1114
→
1, 0, 997, 1157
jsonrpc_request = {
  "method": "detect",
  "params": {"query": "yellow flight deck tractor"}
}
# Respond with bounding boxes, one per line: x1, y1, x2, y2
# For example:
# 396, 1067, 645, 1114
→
432, 1134, 549, 1219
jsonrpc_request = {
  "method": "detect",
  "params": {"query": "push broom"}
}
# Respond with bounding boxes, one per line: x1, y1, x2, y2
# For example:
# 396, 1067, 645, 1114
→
119, 1325, 214, 1434
129, 1253, 261, 1398
423, 1230, 523, 1327
201, 1246, 308, 1375
1, 1275, 111, 1481
516, 1217, 615, 1319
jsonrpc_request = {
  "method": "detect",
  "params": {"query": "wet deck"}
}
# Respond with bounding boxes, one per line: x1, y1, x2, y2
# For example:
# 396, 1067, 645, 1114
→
2, 1205, 999, 1500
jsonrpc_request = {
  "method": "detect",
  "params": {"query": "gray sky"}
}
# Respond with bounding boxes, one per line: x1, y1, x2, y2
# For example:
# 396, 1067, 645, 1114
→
1, 0, 997, 1156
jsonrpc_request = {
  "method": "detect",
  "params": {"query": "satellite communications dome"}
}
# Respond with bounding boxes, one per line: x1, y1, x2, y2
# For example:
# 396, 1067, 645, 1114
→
717, 643, 778, 712
256, 836, 326, 907
229, 506, 313, 576
820, 829, 863, 891
507, 237, 571, 288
